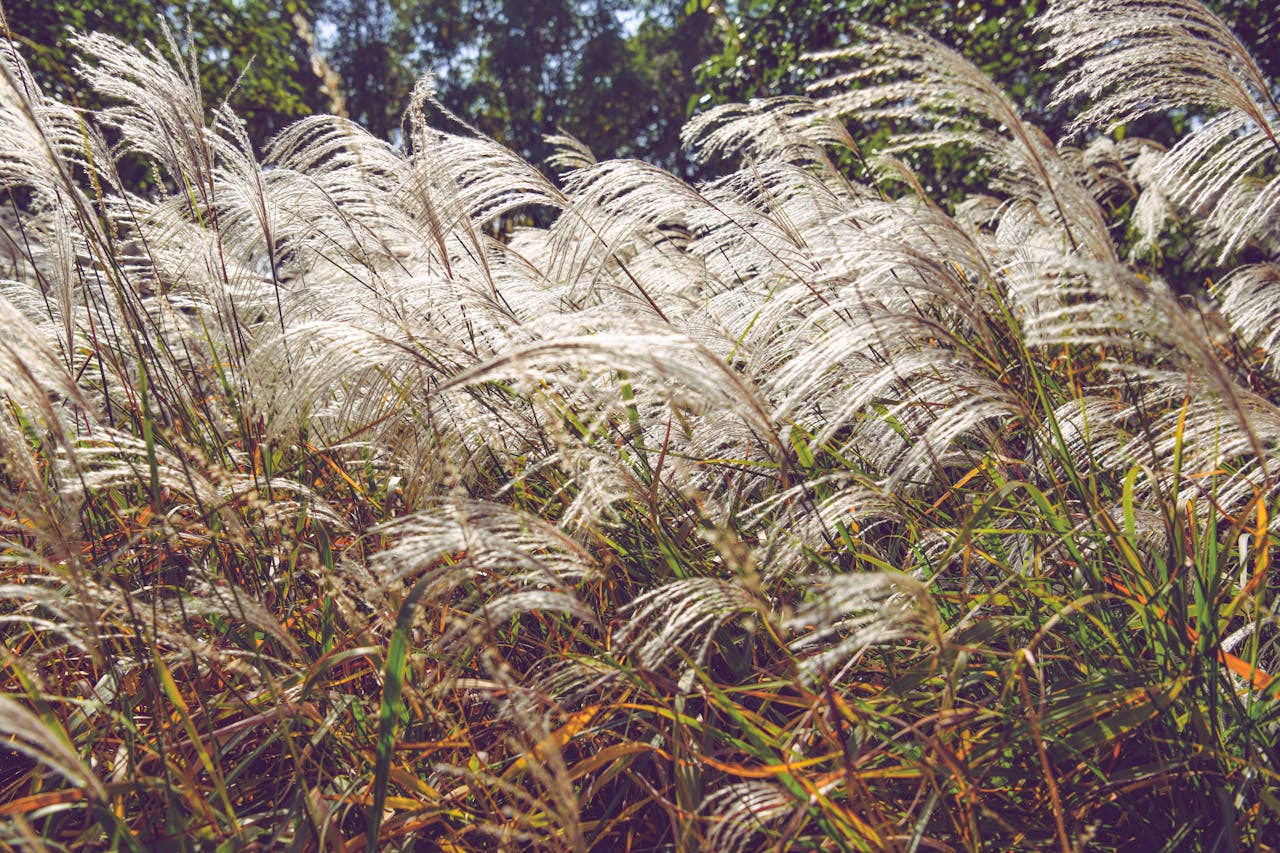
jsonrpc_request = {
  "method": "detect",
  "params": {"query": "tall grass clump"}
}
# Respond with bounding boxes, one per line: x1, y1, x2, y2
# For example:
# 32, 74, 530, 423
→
1, 0, 1279, 849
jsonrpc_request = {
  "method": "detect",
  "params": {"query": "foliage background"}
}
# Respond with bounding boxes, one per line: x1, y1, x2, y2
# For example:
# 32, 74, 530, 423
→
7, 0, 1279, 175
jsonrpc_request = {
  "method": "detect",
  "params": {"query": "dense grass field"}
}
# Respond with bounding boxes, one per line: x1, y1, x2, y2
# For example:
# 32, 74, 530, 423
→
2, 0, 1280, 849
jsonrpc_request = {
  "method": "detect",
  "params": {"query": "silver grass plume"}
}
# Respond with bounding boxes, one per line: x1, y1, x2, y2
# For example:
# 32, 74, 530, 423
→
1042, 0, 1280, 260
805, 25, 1115, 261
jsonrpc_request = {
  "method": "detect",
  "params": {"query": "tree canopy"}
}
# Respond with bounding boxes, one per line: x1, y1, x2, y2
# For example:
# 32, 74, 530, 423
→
5, 0, 1278, 179
697, 0, 1280, 168
3, 0, 717, 172
312, 0, 718, 171
3, 0, 332, 142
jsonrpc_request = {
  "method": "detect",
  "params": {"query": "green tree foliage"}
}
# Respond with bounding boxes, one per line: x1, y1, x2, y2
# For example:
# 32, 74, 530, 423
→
3, 0, 332, 144
317, 0, 717, 170
311, 0, 414, 140
696, 0, 1280, 191
5, 0, 716, 171
700, 0, 1280, 114
564, 4, 719, 171
699, 0, 1048, 110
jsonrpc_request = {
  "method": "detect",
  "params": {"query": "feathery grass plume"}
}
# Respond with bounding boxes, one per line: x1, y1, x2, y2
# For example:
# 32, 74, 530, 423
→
805, 25, 1116, 261
680, 96, 858, 168
372, 499, 598, 613
72, 31, 213, 195
545, 130, 598, 174
784, 571, 942, 682
613, 577, 763, 675
699, 780, 797, 853
1042, 0, 1280, 260
1215, 262, 1280, 376
0, 694, 107, 800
